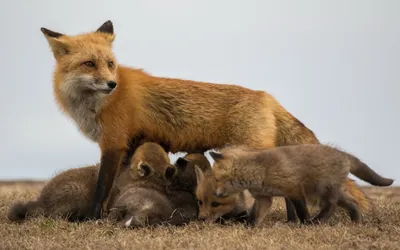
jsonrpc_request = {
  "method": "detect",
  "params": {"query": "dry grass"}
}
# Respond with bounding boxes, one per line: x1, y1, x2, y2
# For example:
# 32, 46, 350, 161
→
1, 182, 399, 250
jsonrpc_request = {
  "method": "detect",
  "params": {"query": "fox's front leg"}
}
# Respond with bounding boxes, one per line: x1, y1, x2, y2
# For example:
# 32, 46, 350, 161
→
90, 133, 129, 219
246, 196, 272, 226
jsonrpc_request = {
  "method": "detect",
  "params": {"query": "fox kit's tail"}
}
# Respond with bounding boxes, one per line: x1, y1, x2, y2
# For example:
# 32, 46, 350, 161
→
349, 156, 394, 186
7, 200, 44, 222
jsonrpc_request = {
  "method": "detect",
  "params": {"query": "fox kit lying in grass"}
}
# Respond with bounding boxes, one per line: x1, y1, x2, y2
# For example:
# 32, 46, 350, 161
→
8, 165, 99, 222
211, 144, 394, 226
107, 142, 181, 228
194, 162, 254, 223
114, 152, 213, 226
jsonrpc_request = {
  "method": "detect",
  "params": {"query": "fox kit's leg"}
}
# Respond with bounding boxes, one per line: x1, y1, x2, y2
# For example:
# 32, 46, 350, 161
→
107, 206, 127, 222
291, 199, 311, 223
309, 187, 339, 224
337, 190, 361, 223
284, 198, 298, 222
246, 195, 272, 226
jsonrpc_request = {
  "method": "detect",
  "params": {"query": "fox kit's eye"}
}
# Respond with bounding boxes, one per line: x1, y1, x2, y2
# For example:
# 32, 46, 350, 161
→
211, 202, 221, 207
83, 61, 95, 68
108, 60, 114, 68
197, 200, 203, 206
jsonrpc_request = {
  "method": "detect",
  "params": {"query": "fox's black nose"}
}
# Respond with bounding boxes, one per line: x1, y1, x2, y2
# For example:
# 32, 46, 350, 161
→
107, 81, 117, 89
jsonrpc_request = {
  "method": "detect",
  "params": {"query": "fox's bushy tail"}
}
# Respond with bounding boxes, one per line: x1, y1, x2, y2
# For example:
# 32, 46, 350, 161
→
7, 200, 43, 222
344, 178, 370, 211
349, 156, 394, 186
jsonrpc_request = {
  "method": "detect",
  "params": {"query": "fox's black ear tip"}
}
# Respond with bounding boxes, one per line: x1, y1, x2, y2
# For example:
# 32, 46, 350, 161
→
40, 27, 48, 34
40, 27, 64, 38
97, 20, 114, 34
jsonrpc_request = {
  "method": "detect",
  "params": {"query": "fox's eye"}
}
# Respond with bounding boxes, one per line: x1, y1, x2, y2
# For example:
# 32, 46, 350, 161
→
211, 202, 221, 207
108, 60, 114, 68
197, 200, 203, 206
83, 61, 95, 68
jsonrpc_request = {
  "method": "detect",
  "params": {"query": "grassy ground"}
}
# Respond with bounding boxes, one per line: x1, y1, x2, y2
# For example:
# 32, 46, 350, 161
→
0, 181, 399, 250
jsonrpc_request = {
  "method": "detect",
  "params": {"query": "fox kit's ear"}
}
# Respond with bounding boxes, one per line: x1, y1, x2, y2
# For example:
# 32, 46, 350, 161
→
137, 161, 151, 177
40, 27, 69, 59
175, 157, 190, 171
164, 165, 177, 181
96, 20, 115, 43
194, 165, 204, 185
209, 152, 224, 162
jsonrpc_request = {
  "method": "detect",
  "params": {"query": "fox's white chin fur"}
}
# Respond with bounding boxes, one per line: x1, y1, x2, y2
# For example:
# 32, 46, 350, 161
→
61, 74, 113, 98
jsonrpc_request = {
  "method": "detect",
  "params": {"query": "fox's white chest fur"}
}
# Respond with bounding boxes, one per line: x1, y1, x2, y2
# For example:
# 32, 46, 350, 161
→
60, 90, 103, 142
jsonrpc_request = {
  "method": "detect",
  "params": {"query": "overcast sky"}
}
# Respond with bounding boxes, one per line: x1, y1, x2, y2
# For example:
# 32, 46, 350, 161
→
0, 1, 399, 185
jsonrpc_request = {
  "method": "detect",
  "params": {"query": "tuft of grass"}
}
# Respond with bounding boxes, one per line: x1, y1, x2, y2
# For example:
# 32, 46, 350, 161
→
1, 182, 400, 249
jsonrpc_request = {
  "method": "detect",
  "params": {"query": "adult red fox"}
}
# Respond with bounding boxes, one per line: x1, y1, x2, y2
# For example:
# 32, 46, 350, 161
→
40, 20, 368, 220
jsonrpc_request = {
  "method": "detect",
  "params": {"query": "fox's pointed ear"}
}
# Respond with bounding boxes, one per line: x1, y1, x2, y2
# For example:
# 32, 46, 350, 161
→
41, 28, 64, 39
194, 165, 204, 185
40, 27, 69, 59
175, 157, 189, 171
96, 20, 114, 35
96, 20, 115, 44
209, 152, 224, 162
164, 165, 177, 181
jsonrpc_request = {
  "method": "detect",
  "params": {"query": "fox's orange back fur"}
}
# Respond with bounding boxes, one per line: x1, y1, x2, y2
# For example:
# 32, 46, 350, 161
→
41, 21, 369, 217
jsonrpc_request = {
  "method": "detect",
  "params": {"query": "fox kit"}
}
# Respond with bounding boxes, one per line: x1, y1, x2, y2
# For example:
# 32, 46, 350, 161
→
41, 20, 366, 221
166, 153, 212, 224
108, 142, 187, 227
211, 144, 394, 226
8, 165, 99, 222
194, 162, 254, 223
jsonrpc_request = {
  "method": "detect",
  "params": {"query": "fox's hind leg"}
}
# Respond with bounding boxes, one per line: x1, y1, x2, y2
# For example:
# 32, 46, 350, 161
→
338, 190, 361, 223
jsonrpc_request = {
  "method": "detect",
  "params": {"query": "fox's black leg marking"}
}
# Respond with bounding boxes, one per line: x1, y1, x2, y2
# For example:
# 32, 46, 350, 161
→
291, 199, 310, 223
285, 198, 298, 222
90, 150, 123, 219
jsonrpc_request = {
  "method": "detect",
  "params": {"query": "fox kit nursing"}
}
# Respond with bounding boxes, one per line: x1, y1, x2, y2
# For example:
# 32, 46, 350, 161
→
8, 165, 99, 222
194, 160, 255, 223
166, 153, 210, 224
41, 20, 367, 221
211, 144, 394, 226
107, 142, 180, 228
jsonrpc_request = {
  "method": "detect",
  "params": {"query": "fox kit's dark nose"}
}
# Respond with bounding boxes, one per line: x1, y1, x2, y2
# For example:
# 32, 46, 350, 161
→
107, 81, 117, 89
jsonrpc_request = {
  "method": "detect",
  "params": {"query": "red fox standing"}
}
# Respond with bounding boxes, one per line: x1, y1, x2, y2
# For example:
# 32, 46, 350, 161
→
40, 20, 369, 220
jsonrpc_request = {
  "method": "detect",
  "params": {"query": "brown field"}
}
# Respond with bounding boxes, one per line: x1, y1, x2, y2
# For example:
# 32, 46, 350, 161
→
0, 182, 399, 250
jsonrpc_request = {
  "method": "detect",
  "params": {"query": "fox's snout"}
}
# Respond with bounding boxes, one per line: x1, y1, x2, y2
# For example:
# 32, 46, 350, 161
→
107, 81, 117, 89
198, 214, 215, 223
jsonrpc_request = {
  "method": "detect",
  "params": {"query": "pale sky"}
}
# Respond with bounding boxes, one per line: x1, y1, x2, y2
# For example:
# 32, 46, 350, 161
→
0, 1, 399, 185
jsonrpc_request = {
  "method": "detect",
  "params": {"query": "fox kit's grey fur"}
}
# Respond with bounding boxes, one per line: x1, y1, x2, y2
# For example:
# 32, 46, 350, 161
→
166, 153, 212, 224
8, 165, 99, 222
107, 142, 189, 228
211, 144, 394, 226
